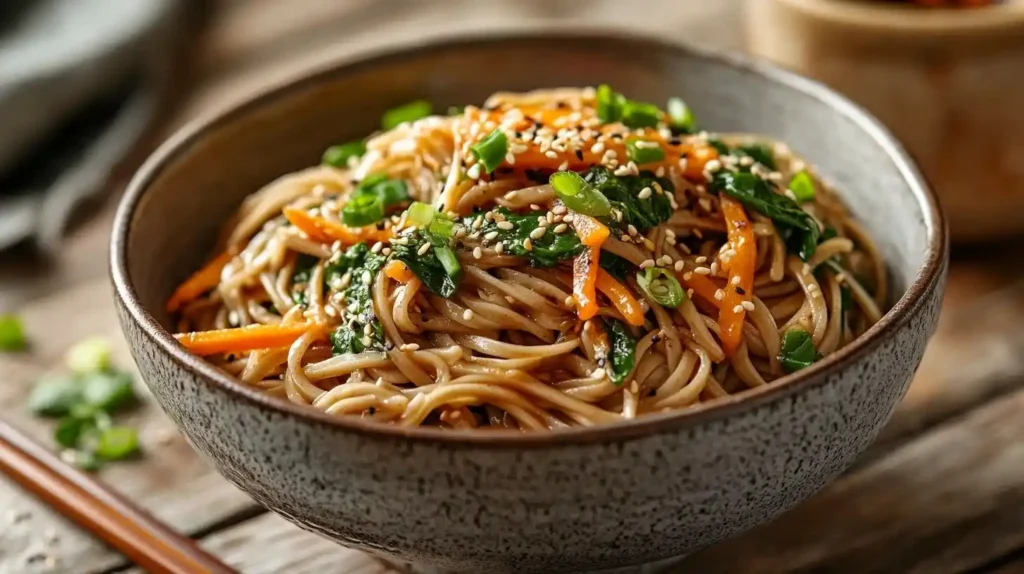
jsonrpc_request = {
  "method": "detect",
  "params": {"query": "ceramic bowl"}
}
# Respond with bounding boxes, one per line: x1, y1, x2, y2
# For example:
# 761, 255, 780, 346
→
746, 0, 1024, 240
110, 32, 947, 574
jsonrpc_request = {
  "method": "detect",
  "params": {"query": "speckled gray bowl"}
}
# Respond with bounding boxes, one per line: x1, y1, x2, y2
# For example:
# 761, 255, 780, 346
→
110, 32, 947, 574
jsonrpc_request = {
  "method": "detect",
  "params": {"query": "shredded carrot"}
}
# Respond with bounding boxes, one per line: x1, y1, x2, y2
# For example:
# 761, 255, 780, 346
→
573, 245, 601, 322
718, 197, 757, 358
595, 269, 645, 327
681, 273, 723, 309
174, 323, 323, 356
384, 260, 414, 283
282, 207, 392, 245
572, 213, 610, 247
166, 251, 232, 313
466, 106, 718, 180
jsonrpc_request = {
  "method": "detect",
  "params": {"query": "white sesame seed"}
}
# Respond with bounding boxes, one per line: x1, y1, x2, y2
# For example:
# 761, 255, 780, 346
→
674, 260, 685, 272
339, 271, 352, 289
643, 238, 655, 251
530, 227, 546, 240
400, 343, 420, 352
554, 223, 568, 234
620, 234, 631, 242
591, 368, 607, 380
370, 242, 383, 254
732, 304, 744, 313
417, 243, 431, 256
473, 215, 485, 229
638, 187, 652, 200
484, 231, 499, 241
562, 213, 574, 223
505, 152, 516, 165
683, 272, 693, 280
362, 336, 372, 347
324, 305, 338, 318
710, 261, 720, 275
362, 270, 372, 285
363, 324, 372, 336
694, 267, 712, 275
639, 259, 656, 269
467, 163, 482, 179
695, 256, 708, 264
659, 255, 673, 266
591, 142, 605, 154
330, 240, 343, 253
714, 289, 724, 301
495, 242, 505, 254
741, 300, 756, 312
655, 166, 666, 177
473, 246, 483, 259
614, 165, 631, 176
523, 238, 534, 251
545, 150, 559, 159
731, 276, 742, 286
497, 221, 514, 231
552, 205, 567, 215
557, 160, 569, 171
564, 295, 576, 307
627, 225, 638, 236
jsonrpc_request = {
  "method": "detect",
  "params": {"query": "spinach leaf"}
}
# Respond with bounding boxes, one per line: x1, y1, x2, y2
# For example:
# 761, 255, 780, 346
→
605, 318, 637, 386
28, 375, 83, 417
706, 139, 777, 170
599, 252, 635, 283
81, 372, 136, 413
778, 328, 820, 374
325, 244, 388, 354
467, 208, 585, 268
584, 167, 673, 232
342, 176, 410, 226
710, 171, 820, 261
389, 231, 461, 297
290, 253, 319, 308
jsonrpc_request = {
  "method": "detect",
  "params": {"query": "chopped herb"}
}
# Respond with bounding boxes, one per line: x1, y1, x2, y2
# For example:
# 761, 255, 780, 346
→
342, 176, 409, 227
341, 193, 385, 227
636, 267, 686, 308
0, 314, 26, 351
467, 208, 584, 268
667, 96, 696, 134
94, 426, 140, 460
584, 167, 673, 232
28, 375, 83, 417
709, 171, 819, 261
599, 252, 635, 283
65, 337, 113, 375
322, 141, 366, 167
605, 318, 637, 386
470, 129, 508, 174
389, 231, 461, 297
778, 328, 820, 373
549, 171, 612, 217
625, 138, 665, 165
789, 171, 815, 203
735, 143, 777, 170
621, 100, 661, 129
290, 253, 319, 308
406, 202, 455, 240
326, 244, 388, 354
382, 99, 432, 130
80, 372, 135, 413
596, 84, 625, 123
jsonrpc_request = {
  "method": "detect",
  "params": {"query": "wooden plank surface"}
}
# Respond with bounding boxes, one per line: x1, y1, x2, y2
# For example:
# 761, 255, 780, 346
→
4, 1, 1024, 573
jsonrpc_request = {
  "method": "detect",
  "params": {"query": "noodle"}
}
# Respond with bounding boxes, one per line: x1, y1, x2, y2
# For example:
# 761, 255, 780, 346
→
170, 87, 886, 430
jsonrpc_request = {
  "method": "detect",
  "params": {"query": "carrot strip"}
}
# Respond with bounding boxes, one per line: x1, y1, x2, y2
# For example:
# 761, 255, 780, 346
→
174, 323, 323, 356
595, 269, 645, 327
573, 245, 601, 322
681, 273, 722, 309
572, 214, 610, 247
166, 251, 232, 313
718, 197, 757, 358
384, 260, 414, 283
282, 207, 392, 245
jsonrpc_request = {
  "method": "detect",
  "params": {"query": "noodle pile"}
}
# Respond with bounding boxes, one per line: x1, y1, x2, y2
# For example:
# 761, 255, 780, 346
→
169, 87, 885, 431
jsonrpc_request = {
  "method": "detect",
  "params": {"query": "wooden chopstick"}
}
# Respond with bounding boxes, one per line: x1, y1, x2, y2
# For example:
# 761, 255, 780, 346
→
0, 418, 238, 574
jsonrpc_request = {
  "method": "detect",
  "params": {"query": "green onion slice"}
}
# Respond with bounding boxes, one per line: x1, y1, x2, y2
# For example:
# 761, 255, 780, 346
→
625, 138, 665, 165
407, 202, 455, 239
0, 314, 26, 351
434, 245, 462, 282
667, 97, 696, 133
779, 328, 819, 373
621, 100, 661, 129
549, 171, 612, 217
322, 141, 366, 167
636, 268, 686, 308
382, 100, 432, 130
341, 194, 385, 227
407, 201, 436, 227
596, 84, 625, 123
470, 129, 508, 174
95, 426, 140, 460
789, 171, 815, 203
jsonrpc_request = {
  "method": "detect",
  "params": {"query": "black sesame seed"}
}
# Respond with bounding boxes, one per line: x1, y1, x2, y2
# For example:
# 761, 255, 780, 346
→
735, 286, 746, 295
575, 149, 584, 161
610, 133, 623, 140
647, 389, 657, 397
367, 406, 377, 415
651, 334, 662, 344
556, 101, 569, 109
669, 138, 682, 146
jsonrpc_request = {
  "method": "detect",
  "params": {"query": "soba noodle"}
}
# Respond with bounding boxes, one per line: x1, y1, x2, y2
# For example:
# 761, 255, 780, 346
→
169, 87, 885, 431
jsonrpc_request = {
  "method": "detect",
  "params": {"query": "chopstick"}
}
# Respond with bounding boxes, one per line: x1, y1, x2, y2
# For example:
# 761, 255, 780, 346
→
0, 418, 238, 574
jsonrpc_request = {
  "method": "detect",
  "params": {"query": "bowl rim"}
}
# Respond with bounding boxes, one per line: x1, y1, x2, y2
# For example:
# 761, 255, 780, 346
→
773, 0, 1024, 34
110, 29, 947, 448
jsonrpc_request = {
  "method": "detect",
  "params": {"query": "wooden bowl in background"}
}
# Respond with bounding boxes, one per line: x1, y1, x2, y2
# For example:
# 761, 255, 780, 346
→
746, 0, 1024, 240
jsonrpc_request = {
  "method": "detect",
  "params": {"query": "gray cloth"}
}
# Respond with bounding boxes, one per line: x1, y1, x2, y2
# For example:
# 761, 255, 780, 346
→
0, 0, 183, 253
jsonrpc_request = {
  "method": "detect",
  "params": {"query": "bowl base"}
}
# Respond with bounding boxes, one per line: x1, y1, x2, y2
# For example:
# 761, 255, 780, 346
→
391, 554, 688, 574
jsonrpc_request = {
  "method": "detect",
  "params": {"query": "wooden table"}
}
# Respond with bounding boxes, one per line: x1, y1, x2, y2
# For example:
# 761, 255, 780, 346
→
3, 1, 1024, 572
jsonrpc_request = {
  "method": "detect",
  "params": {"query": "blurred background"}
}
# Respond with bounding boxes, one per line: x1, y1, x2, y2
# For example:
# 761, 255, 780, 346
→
4, 1, 1024, 573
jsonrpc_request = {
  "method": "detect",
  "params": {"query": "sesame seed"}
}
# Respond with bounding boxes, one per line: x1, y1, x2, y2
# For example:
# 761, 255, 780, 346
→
484, 231, 499, 241
591, 368, 607, 380
324, 305, 338, 318
545, 150, 559, 159
557, 160, 569, 171
523, 238, 534, 251
339, 271, 352, 289
694, 267, 712, 275
546, 211, 554, 224
330, 240, 343, 253
468, 231, 481, 240
530, 203, 542, 211
564, 295, 576, 307
362, 336, 372, 346
674, 260, 685, 272
370, 242, 383, 254
614, 165, 631, 176
467, 163, 482, 179
627, 225, 638, 236
552, 205, 567, 215
731, 276, 741, 285
530, 227, 546, 240
417, 243, 431, 256
683, 272, 693, 280
620, 234, 631, 242
363, 324, 372, 336
591, 142, 605, 154
638, 187, 652, 200
562, 213, 574, 223
473, 215, 485, 229
400, 343, 420, 352
643, 238, 655, 250
473, 246, 483, 259
463, 309, 475, 321
732, 304, 744, 313
362, 270, 372, 285
497, 221, 514, 230
714, 289, 724, 301
505, 152, 516, 165
741, 300, 756, 312
659, 255, 673, 266
655, 166, 665, 177
710, 261, 720, 275
495, 242, 505, 254
640, 259, 656, 269
554, 223, 568, 234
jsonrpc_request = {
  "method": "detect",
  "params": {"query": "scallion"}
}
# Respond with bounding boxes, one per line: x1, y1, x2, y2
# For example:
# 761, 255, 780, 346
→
428, 215, 455, 239
66, 337, 112, 375
621, 100, 661, 129
434, 245, 462, 283
322, 141, 366, 167
382, 100, 432, 130
470, 129, 508, 174
667, 97, 696, 133
636, 268, 686, 308
549, 171, 612, 217
789, 171, 815, 203
626, 138, 665, 165
596, 84, 625, 123
779, 328, 819, 373
0, 314, 26, 351
407, 201, 436, 227
94, 426, 139, 460
341, 194, 385, 227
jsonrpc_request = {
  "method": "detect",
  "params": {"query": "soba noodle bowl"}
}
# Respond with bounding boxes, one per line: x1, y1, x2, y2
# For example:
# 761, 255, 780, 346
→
169, 87, 885, 431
